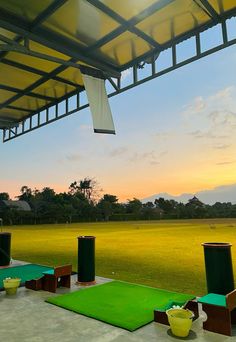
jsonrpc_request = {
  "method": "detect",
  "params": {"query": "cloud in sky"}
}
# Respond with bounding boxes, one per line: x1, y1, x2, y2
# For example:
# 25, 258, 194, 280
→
182, 86, 236, 143
216, 160, 236, 165
159, 150, 168, 157
129, 151, 160, 165
106, 145, 168, 168
212, 144, 231, 150
209, 86, 233, 102
108, 146, 128, 157
209, 109, 236, 126
121, 68, 132, 81
155, 131, 174, 140
183, 86, 233, 116
152, 86, 236, 151
142, 84, 236, 197
182, 96, 206, 115
188, 130, 228, 140
65, 153, 82, 162
151, 85, 236, 165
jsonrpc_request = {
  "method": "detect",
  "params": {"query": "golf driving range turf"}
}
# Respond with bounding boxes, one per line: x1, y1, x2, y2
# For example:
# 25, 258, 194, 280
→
5, 218, 236, 295
46, 280, 195, 331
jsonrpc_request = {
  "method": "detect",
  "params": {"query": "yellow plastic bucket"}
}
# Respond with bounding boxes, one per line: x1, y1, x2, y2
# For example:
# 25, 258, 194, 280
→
3, 278, 21, 295
166, 308, 194, 337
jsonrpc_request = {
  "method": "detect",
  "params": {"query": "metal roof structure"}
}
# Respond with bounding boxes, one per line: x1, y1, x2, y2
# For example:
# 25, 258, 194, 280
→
0, 0, 236, 142
0, 200, 31, 211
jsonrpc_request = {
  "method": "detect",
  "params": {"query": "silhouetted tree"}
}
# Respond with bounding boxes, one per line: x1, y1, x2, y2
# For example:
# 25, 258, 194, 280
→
185, 196, 206, 218
126, 198, 142, 218
0, 192, 10, 200
97, 194, 119, 221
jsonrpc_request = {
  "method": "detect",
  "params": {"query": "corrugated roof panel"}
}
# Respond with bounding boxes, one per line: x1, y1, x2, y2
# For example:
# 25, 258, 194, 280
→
28, 41, 71, 61
0, 27, 17, 40
101, 0, 157, 20
99, 31, 151, 65
0, 0, 53, 21
0, 89, 16, 104
43, 0, 120, 45
0, 107, 26, 120
208, 0, 236, 13
0, 0, 236, 136
11, 96, 48, 111
136, 0, 211, 45
0, 63, 41, 89
33, 80, 76, 98
58, 67, 84, 86
6, 52, 59, 73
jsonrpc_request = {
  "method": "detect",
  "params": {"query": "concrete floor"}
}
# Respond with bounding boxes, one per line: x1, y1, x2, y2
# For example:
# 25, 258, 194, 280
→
0, 261, 236, 342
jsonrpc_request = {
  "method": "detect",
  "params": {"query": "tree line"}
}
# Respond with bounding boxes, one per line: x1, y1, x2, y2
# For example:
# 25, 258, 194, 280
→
0, 178, 236, 225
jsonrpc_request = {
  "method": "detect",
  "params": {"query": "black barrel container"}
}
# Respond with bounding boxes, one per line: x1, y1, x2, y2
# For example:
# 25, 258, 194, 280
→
77, 236, 95, 283
202, 242, 234, 295
0, 232, 11, 266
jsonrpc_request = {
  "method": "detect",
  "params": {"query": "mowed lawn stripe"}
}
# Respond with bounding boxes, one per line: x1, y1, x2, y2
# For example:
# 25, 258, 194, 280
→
6, 219, 236, 295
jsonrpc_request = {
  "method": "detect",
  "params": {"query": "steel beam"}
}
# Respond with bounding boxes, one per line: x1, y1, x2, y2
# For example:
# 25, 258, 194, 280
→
31, 0, 69, 28
0, 8, 120, 78
0, 2, 119, 117
0, 31, 119, 79
196, 0, 220, 21
0, 60, 85, 111
7, 105, 34, 113
4, 15, 236, 142
0, 41, 84, 72
119, 7, 236, 71
0, 84, 55, 102
1, 58, 82, 89
86, 0, 175, 51
0, 118, 19, 129
86, 0, 160, 49
2, 3, 236, 142
3, 89, 89, 139
0, 0, 69, 62
0, 0, 119, 119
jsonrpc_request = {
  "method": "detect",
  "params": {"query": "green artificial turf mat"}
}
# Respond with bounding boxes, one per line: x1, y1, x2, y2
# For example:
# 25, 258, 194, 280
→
46, 280, 195, 331
0, 264, 53, 289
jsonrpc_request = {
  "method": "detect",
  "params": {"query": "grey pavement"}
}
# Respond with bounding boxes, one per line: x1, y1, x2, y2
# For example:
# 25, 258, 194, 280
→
0, 261, 235, 342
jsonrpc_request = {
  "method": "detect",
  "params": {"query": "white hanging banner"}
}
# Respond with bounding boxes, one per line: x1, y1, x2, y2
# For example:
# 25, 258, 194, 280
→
82, 74, 115, 134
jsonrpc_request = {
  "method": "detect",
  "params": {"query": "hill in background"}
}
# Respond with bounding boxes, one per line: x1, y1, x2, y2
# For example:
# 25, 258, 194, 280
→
141, 184, 236, 205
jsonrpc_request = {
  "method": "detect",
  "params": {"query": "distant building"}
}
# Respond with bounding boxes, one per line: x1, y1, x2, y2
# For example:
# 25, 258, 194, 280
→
0, 200, 31, 211
187, 196, 205, 208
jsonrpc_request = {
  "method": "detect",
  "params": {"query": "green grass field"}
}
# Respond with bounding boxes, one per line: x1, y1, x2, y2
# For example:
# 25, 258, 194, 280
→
5, 218, 236, 295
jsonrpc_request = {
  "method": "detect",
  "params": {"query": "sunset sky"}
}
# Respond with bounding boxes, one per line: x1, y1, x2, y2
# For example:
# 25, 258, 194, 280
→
1, 43, 236, 202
